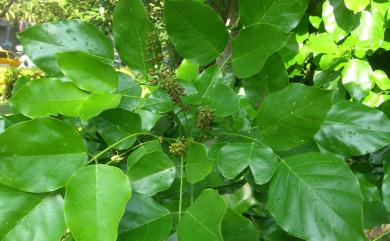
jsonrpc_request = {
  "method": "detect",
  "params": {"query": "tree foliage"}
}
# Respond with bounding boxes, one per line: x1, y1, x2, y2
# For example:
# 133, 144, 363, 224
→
1, 0, 390, 240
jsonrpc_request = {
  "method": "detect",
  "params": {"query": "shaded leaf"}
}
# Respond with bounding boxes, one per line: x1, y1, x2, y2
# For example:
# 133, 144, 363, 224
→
221, 209, 259, 241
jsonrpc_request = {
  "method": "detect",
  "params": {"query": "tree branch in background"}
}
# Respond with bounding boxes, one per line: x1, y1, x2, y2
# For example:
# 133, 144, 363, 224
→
0, 0, 16, 17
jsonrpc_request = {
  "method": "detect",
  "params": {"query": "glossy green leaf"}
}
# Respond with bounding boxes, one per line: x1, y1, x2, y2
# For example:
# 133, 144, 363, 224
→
127, 151, 175, 196
118, 193, 172, 241
232, 24, 290, 78
0, 117, 86, 192
238, 0, 308, 31
176, 59, 199, 81
18, 20, 113, 76
221, 209, 259, 241
0, 185, 66, 241
56, 51, 118, 93
322, 0, 360, 42
177, 189, 226, 241
185, 143, 213, 184
164, 0, 229, 65
344, 0, 369, 13
342, 59, 373, 100
218, 142, 278, 185
268, 152, 365, 241
10, 78, 88, 118
243, 53, 288, 108
96, 109, 141, 150
315, 101, 390, 156
258, 84, 332, 151
372, 70, 390, 91
79, 93, 121, 121
65, 165, 132, 241
113, 0, 153, 74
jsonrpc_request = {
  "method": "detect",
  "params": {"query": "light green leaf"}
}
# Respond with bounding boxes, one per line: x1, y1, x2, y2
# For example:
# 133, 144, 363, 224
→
95, 109, 141, 150
232, 24, 290, 78
363, 92, 390, 108
309, 16, 322, 29
56, 51, 118, 93
315, 101, 390, 156
0, 117, 86, 192
322, 0, 360, 42
10, 78, 88, 118
185, 143, 213, 184
0, 185, 66, 241
118, 193, 172, 241
65, 165, 131, 241
176, 59, 199, 81
113, 0, 154, 74
238, 0, 308, 32
344, 0, 369, 13
127, 151, 175, 196
243, 53, 288, 108
221, 209, 259, 241
258, 84, 332, 151
18, 20, 113, 76
341, 59, 373, 101
79, 93, 121, 121
268, 152, 365, 241
177, 189, 226, 241
164, 0, 229, 65
218, 142, 278, 185
306, 33, 338, 54
371, 70, 390, 90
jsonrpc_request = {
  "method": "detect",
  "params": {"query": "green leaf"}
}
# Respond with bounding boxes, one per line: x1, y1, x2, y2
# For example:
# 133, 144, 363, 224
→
127, 141, 163, 168
344, 0, 369, 13
342, 59, 374, 100
185, 143, 213, 184
204, 83, 239, 117
221, 209, 259, 241
164, 0, 229, 65
177, 189, 227, 241
258, 84, 332, 151
113, 0, 154, 74
79, 93, 121, 121
127, 151, 175, 196
218, 142, 278, 185
232, 24, 290, 78
383, 160, 390, 213
118, 193, 172, 241
95, 109, 141, 150
223, 183, 257, 214
243, 53, 288, 108
143, 89, 174, 113
56, 51, 118, 93
238, 0, 308, 31
10, 78, 88, 118
322, 0, 360, 42
268, 152, 365, 241
18, 20, 113, 76
0, 185, 66, 241
315, 101, 390, 156
371, 70, 390, 91
306, 33, 339, 54
176, 59, 199, 81
0, 117, 86, 192
65, 165, 131, 241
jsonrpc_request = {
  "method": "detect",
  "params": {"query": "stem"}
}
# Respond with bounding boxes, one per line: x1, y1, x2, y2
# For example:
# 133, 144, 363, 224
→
178, 154, 184, 222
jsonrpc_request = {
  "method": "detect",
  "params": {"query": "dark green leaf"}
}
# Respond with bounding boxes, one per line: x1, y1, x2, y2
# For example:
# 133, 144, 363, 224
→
258, 84, 332, 151
268, 152, 365, 241
221, 209, 259, 241
164, 0, 229, 65
232, 24, 290, 78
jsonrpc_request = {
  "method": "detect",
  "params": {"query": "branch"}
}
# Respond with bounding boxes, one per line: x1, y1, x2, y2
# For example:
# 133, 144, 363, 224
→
0, 0, 16, 17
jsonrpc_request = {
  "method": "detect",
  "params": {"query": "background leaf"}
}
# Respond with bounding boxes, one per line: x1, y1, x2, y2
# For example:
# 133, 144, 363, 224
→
65, 165, 131, 241
341, 59, 373, 101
